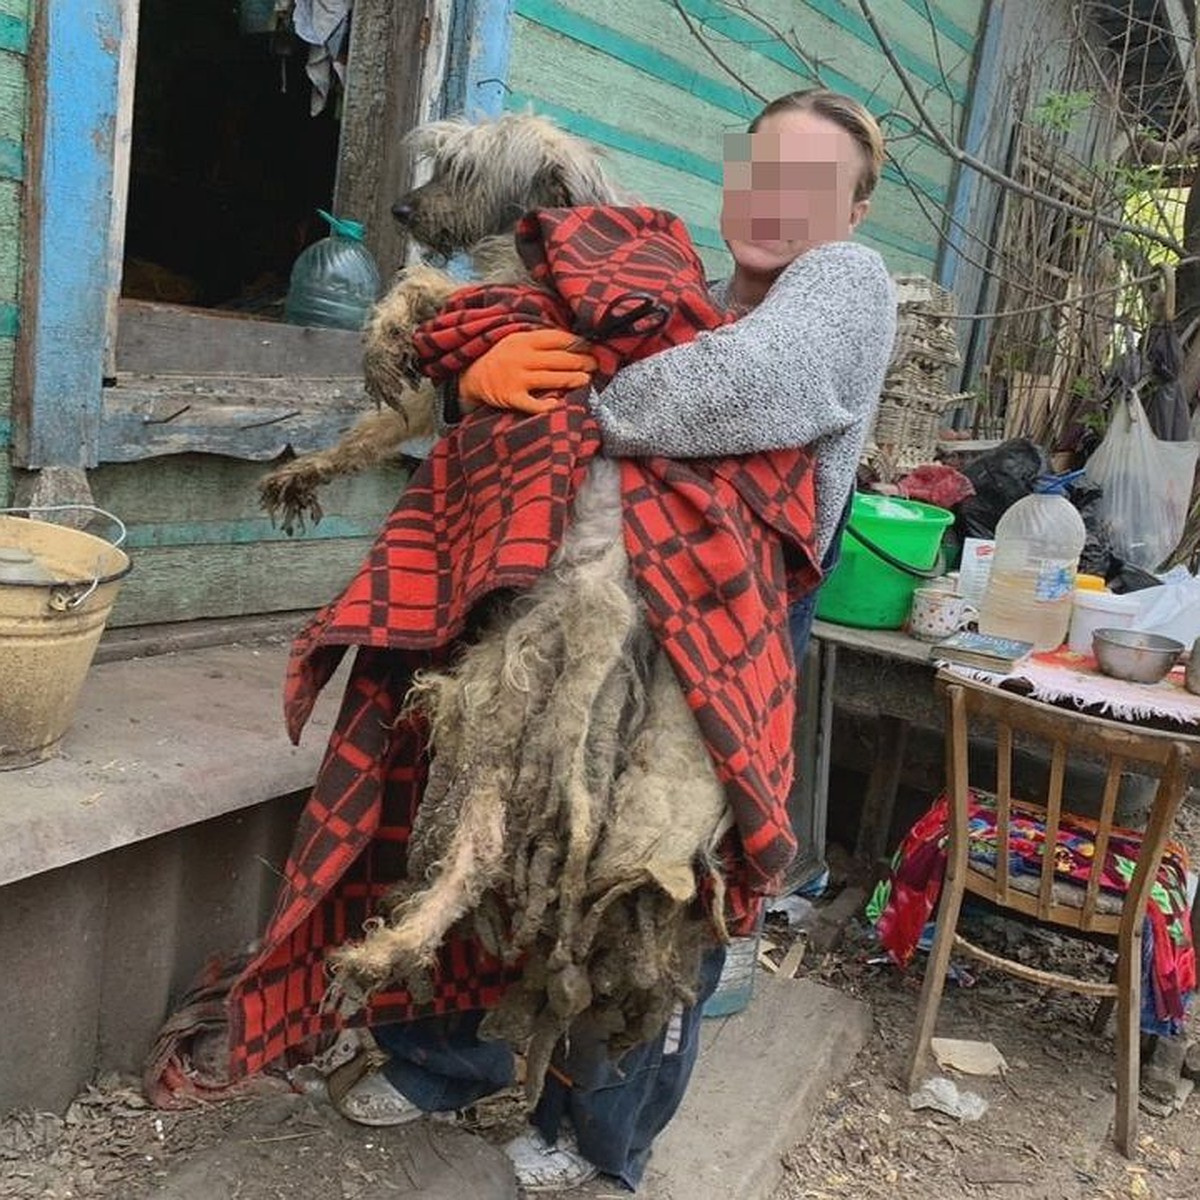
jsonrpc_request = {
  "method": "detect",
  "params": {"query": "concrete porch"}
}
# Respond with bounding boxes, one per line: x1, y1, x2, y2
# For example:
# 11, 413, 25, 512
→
0, 634, 343, 1113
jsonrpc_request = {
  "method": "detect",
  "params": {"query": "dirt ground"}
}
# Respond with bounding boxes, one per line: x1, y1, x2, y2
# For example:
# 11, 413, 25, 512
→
4, 805, 1200, 1200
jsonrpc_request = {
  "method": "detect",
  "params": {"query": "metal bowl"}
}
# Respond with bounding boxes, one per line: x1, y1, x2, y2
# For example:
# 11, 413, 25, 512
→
1092, 628, 1184, 684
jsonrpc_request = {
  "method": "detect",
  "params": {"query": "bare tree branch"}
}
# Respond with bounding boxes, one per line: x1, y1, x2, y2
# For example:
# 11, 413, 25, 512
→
855, 0, 1187, 255
670, 0, 768, 104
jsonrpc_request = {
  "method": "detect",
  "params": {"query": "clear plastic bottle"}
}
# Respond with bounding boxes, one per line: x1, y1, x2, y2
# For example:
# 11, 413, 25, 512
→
284, 210, 381, 331
977, 472, 1087, 651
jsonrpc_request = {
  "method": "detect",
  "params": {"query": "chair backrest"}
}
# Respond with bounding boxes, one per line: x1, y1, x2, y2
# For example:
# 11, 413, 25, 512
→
938, 674, 1196, 936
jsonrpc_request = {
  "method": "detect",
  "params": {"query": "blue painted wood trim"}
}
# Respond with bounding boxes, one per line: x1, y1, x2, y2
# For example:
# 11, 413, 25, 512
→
0, 14, 28, 55
0, 136, 22, 181
447, 0, 515, 118
23, 0, 124, 468
666, 0, 968, 104
937, 0, 1002, 293
0, 416, 11, 448
0, 300, 17, 338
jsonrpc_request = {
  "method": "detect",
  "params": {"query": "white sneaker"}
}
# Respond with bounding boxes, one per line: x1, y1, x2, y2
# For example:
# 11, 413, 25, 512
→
333, 1068, 426, 1127
504, 1125, 599, 1192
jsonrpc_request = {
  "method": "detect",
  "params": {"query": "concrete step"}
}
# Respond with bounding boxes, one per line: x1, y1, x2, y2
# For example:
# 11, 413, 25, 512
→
147, 974, 871, 1200
562, 974, 873, 1200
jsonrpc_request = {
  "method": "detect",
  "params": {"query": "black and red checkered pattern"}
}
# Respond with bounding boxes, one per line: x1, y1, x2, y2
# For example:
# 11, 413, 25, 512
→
223, 206, 819, 1084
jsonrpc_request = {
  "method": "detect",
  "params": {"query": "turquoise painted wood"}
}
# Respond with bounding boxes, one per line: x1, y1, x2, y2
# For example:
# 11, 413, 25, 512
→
20, 0, 126, 469
0, 0, 26, 505
497, 0, 984, 279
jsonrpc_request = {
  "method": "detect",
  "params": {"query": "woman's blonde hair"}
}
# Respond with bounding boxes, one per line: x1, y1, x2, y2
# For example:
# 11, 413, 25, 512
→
749, 89, 885, 202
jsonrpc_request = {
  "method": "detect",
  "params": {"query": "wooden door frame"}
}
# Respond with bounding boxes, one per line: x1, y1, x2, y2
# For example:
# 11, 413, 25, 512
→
16, 0, 448, 469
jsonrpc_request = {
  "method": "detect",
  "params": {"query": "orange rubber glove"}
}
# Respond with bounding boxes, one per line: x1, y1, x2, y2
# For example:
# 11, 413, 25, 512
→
458, 329, 598, 415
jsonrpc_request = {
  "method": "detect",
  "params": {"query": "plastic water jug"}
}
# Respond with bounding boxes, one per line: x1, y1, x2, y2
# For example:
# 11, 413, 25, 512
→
284, 210, 381, 331
977, 472, 1087, 652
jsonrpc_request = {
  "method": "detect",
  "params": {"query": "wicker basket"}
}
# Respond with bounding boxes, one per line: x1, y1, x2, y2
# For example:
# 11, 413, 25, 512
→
865, 275, 970, 480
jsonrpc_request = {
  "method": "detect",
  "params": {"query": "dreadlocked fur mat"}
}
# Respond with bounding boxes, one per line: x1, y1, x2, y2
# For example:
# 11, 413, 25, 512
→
327, 458, 733, 1103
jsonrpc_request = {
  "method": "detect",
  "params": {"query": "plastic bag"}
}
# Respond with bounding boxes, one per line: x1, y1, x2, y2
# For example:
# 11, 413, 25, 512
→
1128, 566, 1200, 646
1084, 392, 1198, 571
956, 439, 1047, 541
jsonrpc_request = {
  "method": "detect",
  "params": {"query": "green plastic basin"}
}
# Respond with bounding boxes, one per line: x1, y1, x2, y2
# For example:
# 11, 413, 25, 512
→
815, 492, 954, 630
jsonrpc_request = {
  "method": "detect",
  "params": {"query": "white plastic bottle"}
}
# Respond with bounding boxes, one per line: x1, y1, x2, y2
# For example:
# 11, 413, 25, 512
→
977, 473, 1087, 651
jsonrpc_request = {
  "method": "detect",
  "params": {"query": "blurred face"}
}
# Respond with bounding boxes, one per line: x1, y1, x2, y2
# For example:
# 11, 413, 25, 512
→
721, 109, 872, 276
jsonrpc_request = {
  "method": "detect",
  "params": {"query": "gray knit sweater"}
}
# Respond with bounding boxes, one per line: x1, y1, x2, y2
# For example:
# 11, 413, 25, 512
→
590, 240, 897, 558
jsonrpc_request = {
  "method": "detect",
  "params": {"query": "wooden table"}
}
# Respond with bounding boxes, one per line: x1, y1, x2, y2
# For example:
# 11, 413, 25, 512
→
788, 620, 939, 880
792, 623, 1200, 879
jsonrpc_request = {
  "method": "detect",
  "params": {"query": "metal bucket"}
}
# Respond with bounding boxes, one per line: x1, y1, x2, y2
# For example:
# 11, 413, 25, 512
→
0, 507, 131, 770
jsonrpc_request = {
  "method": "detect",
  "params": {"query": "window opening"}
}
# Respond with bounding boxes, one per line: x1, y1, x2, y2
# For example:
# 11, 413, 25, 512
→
121, 0, 343, 317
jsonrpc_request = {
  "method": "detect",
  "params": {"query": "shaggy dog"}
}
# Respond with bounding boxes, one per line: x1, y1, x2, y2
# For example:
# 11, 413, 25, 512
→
259, 113, 624, 532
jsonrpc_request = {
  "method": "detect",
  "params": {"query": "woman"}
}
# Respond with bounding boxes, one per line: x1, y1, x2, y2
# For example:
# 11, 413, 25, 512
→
337, 90, 896, 1192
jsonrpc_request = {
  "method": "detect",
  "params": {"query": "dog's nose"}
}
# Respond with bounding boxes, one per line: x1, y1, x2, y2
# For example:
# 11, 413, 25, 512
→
391, 202, 414, 225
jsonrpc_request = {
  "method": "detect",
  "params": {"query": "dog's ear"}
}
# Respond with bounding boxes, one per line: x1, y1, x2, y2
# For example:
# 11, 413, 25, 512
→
530, 162, 575, 209
533, 158, 619, 209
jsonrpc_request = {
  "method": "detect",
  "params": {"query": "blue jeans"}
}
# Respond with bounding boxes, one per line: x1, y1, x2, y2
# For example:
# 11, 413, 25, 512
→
788, 497, 852, 663
372, 944, 726, 1191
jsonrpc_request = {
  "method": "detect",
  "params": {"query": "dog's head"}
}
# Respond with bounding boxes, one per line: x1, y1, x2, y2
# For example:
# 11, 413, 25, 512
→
391, 113, 624, 258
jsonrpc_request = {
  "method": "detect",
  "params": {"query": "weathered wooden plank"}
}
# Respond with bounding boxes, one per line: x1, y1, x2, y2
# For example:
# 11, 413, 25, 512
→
98, 375, 375, 463
0, 335, 13, 447
103, 538, 375, 627
510, 3, 965, 165
19, 0, 124, 468
455, 0, 514, 118
0, 49, 25, 153
505, 27, 954, 200
102, 0, 138, 379
89, 450, 406, 524
0, 177, 19, 304
115, 301, 366, 377
89, 452, 408, 624
0, 12, 27, 54
334, 0, 431, 278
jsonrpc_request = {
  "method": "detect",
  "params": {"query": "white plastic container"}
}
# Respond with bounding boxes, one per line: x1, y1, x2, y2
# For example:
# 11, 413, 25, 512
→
978, 474, 1087, 651
1067, 589, 1142, 655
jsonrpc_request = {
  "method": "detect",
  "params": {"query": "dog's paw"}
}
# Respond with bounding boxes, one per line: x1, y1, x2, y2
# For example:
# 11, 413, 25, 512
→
259, 460, 326, 537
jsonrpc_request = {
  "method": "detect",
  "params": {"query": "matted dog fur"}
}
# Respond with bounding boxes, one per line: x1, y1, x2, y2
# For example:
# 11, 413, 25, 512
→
259, 113, 625, 532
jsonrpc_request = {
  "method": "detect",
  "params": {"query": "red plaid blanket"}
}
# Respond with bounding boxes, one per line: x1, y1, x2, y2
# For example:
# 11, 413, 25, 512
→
223, 207, 819, 1083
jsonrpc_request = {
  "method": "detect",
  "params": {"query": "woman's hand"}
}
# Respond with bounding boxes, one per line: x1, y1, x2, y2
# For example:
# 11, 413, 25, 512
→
459, 329, 597, 414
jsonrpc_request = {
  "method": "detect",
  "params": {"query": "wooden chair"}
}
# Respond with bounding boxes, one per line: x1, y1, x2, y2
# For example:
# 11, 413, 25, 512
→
907, 675, 1196, 1156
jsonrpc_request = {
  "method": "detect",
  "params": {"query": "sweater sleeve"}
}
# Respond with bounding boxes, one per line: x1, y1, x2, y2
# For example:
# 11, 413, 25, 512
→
590, 241, 896, 458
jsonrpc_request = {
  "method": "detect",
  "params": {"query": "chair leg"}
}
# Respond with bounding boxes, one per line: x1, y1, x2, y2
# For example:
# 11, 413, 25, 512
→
1092, 962, 1120, 1034
1112, 929, 1142, 1157
906, 872, 967, 1094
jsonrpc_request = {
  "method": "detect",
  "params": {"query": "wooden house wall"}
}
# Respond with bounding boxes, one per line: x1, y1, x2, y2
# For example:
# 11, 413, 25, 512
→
499, 0, 986, 281
0, 0, 29, 508
7, 0, 996, 630
941, 0, 1123, 383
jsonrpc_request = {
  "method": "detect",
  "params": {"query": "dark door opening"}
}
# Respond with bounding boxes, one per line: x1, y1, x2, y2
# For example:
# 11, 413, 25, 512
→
122, 0, 342, 316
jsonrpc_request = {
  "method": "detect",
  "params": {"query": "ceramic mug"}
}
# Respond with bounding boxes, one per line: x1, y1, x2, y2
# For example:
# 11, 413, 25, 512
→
908, 587, 978, 642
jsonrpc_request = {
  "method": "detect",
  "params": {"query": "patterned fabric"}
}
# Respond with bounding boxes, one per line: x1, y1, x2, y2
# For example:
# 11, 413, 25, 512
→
225, 206, 819, 1083
869, 790, 1195, 1035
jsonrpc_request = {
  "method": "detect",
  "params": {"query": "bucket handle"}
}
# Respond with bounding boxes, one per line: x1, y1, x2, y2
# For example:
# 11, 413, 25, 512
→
0, 504, 129, 609
845, 521, 947, 580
